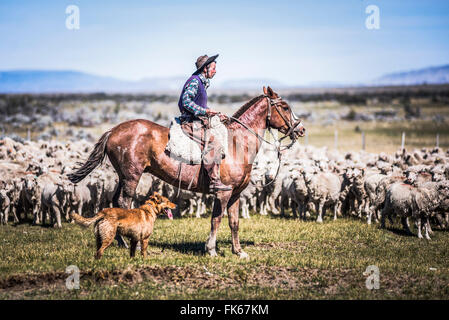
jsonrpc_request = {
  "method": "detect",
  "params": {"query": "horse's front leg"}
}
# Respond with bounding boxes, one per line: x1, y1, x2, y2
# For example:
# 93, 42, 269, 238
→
227, 194, 249, 259
205, 191, 232, 257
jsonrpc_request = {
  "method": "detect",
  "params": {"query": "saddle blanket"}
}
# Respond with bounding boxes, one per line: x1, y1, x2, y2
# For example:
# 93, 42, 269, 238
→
165, 115, 228, 164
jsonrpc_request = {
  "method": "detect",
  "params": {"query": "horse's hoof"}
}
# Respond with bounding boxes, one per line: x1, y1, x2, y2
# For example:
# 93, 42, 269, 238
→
316, 218, 323, 223
238, 251, 249, 259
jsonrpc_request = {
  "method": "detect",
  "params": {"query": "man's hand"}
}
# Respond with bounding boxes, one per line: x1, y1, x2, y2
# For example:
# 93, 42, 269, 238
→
219, 113, 229, 122
205, 109, 219, 116
206, 109, 228, 122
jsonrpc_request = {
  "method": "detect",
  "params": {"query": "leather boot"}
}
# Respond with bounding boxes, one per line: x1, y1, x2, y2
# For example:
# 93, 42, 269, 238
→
204, 162, 232, 192
203, 139, 232, 192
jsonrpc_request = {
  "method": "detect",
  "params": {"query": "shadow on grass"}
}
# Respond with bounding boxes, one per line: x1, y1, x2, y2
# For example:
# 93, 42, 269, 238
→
149, 240, 255, 256
269, 214, 304, 220
385, 226, 415, 238
9, 219, 57, 229
386, 226, 448, 238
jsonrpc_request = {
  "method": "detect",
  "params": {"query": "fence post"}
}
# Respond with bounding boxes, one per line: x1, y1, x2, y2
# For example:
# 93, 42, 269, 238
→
436, 133, 439, 148
27, 128, 31, 141
401, 132, 405, 150
362, 131, 366, 150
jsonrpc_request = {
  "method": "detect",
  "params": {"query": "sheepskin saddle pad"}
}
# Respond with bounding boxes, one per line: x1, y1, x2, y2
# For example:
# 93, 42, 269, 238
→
165, 115, 228, 164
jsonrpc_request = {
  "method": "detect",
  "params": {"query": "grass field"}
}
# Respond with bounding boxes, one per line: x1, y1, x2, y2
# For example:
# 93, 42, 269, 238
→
1, 214, 448, 300
303, 119, 449, 154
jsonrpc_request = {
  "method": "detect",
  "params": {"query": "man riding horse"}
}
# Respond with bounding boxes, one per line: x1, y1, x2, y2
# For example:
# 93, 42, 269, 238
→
178, 54, 232, 192
68, 53, 306, 257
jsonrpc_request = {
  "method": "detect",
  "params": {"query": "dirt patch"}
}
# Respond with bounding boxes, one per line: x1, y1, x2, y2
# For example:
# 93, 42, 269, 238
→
0, 272, 68, 291
1, 265, 448, 299
0, 265, 358, 296
0, 265, 236, 293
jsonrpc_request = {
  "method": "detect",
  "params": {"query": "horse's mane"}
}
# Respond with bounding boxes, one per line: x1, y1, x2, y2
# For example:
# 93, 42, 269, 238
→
232, 95, 265, 119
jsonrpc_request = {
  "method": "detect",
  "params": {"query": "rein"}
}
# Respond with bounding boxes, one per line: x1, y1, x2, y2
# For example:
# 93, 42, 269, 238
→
226, 95, 302, 187
227, 115, 282, 188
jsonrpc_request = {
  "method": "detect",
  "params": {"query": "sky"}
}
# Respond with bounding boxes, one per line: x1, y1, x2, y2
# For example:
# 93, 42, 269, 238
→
0, 0, 449, 86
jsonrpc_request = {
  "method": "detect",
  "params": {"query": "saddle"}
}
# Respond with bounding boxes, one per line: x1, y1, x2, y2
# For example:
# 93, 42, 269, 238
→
165, 115, 228, 164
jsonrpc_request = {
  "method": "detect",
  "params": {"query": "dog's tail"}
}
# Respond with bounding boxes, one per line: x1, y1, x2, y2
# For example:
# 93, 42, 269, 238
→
67, 130, 112, 184
70, 212, 104, 227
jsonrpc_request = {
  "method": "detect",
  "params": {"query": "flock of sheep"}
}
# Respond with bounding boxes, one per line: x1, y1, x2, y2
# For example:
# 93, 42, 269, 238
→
1, 135, 449, 240
245, 142, 449, 239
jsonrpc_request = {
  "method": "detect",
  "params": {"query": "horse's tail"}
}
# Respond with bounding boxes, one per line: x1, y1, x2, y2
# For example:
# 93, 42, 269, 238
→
67, 130, 112, 183
70, 212, 104, 227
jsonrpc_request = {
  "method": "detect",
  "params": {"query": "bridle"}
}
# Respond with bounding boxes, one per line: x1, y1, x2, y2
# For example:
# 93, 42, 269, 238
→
265, 95, 303, 150
227, 95, 302, 151
226, 94, 304, 186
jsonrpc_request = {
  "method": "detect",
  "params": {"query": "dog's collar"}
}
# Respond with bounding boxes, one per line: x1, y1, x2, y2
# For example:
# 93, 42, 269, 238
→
140, 202, 158, 219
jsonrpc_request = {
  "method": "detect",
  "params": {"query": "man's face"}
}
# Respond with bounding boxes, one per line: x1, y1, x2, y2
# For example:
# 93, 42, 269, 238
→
205, 62, 216, 79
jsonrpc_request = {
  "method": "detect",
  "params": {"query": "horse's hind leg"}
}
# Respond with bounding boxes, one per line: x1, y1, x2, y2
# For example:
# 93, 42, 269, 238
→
120, 179, 140, 209
205, 191, 232, 257
227, 194, 249, 259
114, 178, 139, 248
115, 177, 143, 247
109, 180, 127, 248
114, 179, 135, 209
112, 180, 123, 208
109, 146, 143, 210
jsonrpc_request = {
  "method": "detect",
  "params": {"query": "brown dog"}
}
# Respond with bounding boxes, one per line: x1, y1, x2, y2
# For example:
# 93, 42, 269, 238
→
71, 192, 175, 259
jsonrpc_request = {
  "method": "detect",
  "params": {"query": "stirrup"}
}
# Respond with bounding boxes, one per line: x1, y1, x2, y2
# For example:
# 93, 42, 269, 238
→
210, 183, 232, 192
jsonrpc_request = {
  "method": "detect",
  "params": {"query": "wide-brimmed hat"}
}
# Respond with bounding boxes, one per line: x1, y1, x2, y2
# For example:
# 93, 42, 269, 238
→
192, 54, 219, 75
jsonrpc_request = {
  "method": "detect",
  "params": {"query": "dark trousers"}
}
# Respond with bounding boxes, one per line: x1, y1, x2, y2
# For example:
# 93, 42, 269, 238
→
180, 116, 225, 185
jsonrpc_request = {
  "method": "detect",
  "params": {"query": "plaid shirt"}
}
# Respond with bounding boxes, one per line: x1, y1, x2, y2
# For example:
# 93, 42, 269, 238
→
181, 74, 210, 117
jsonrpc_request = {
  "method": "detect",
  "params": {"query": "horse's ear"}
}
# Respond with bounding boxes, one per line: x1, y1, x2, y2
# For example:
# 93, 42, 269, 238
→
267, 86, 276, 98
263, 86, 268, 95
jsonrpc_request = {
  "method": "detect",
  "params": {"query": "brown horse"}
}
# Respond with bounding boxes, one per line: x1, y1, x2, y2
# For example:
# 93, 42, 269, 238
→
68, 86, 305, 258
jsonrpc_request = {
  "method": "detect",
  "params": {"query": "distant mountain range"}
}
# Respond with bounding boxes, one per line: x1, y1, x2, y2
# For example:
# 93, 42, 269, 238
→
1, 64, 448, 93
0, 70, 186, 93
0, 70, 286, 93
371, 64, 449, 86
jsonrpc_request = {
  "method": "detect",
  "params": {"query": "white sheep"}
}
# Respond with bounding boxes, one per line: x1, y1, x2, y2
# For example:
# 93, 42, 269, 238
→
303, 169, 340, 223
